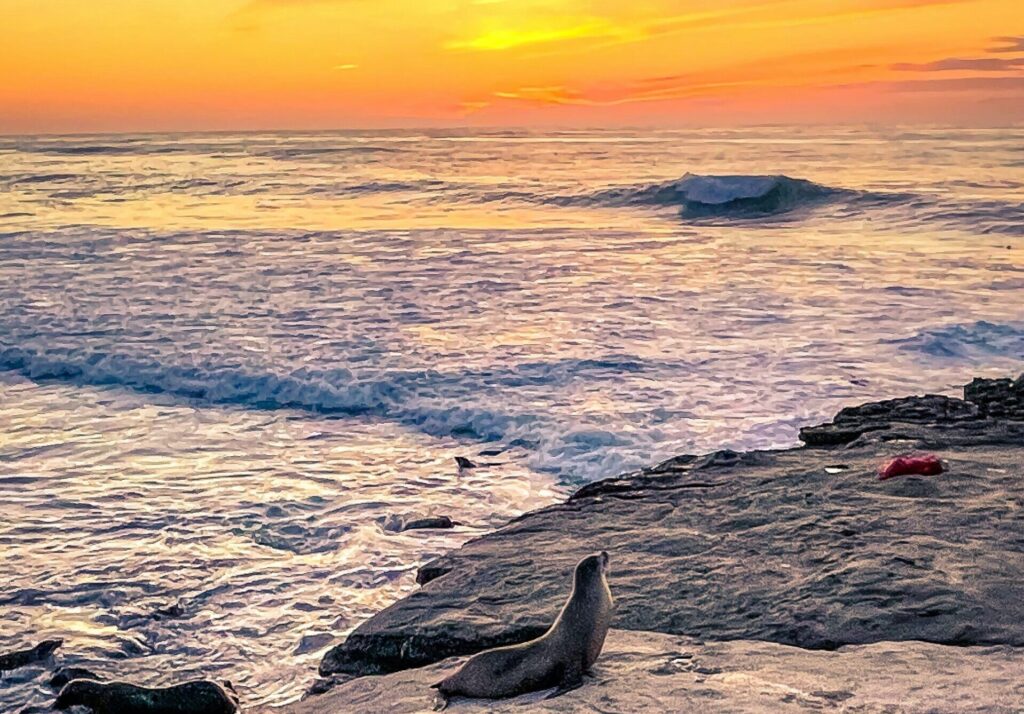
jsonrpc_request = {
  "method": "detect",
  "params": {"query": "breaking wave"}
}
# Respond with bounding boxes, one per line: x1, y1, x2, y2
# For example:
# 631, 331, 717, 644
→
561, 173, 858, 217
887, 321, 1024, 361
0, 345, 670, 478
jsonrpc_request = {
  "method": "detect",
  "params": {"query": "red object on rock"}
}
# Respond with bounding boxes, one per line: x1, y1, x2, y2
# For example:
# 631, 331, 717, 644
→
878, 454, 944, 480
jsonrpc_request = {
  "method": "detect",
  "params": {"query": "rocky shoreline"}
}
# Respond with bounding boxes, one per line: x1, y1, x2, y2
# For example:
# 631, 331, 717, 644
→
8, 375, 1023, 712
286, 375, 1024, 712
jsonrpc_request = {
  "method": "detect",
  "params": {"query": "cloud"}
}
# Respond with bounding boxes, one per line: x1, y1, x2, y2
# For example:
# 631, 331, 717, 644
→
492, 86, 595, 105
835, 75, 1024, 93
990, 36, 1024, 53
892, 57, 1024, 71
445, 20, 643, 52
334, 63, 359, 70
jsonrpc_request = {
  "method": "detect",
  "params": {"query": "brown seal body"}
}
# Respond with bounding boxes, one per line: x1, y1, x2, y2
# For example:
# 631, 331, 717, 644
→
432, 551, 612, 706
54, 679, 239, 714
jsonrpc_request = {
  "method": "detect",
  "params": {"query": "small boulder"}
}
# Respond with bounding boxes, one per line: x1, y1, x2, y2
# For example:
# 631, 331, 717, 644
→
381, 514, 455, 533
55, 679, 239, 714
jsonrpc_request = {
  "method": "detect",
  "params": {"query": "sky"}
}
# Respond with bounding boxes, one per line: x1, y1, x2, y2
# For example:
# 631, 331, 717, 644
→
1, 0, 1023, 132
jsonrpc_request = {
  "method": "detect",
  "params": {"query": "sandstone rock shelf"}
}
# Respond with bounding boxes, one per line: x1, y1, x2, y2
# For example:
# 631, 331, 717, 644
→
290, 375, 1024, 711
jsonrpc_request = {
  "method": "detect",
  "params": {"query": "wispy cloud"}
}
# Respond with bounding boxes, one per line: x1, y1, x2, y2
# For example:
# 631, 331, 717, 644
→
850, 75, 1024, 92
478, 37, 1024, 111
493, 86, 594, 105
444, 0, 979, 56
334, 63, 359, 70
990, 36, 1024, 53
445, 19, 642, 52
892, 57, 1024, 71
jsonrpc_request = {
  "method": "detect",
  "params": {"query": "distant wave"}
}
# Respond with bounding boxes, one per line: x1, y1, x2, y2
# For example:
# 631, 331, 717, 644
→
25, 144, 184, 156
257, 146, 404, 161
304, 179, 449, 196
886, 321, 1024, 360
558, 173, 855, 217
912, 198, 1024, 237
1, 173, 79, 186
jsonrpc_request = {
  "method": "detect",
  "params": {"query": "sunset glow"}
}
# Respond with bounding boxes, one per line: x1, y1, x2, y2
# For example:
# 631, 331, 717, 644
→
2, 0, 1023, 132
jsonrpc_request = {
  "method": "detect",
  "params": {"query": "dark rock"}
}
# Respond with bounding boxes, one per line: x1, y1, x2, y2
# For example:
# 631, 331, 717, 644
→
798, 393, 981, 446
799, 423, 884, 446
303, 674, 355, 699
154, 601, 186, 619
455, 456, 478, 469
381, 514, 456, 533
320, 376, 1024, 680
49, 667, 101, 689
0, 640, 62, 672
400, 516, 454, 531
965, 375, 1024, 419
54, 679, 239, 713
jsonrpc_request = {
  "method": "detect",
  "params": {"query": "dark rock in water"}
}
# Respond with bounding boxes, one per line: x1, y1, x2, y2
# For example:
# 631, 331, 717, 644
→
49, 667, 101, 689
381, 514, 455, 533
55, 679, 239, 713
454, 456, 478, 469
154, 601, 186, 619
294, 632, 335, 656
401, 515, 454, 531
0, 640, 62, 672
320, 375, 1024, 680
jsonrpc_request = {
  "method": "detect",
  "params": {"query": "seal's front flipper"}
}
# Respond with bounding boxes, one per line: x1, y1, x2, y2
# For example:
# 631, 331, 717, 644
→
432, 691, 449, 711
544, 679, 583, 700
545, 666, 584, 701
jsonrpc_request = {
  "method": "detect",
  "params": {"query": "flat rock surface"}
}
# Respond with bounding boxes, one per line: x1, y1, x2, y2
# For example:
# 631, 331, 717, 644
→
283, 629, 1024, 713
320, 377, 1024, 678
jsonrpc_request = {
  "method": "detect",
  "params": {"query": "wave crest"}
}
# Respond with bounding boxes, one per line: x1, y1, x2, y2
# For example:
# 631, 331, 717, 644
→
576, 173, 846, 217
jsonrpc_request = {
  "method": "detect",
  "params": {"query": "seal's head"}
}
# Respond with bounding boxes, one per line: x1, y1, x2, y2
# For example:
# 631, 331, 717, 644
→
33, 639, 63, 658
575, 551, 610, 585
55, 680, 104, 710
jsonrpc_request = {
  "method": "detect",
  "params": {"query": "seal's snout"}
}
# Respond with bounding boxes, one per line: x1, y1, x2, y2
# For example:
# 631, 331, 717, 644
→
600, 550, 609, 571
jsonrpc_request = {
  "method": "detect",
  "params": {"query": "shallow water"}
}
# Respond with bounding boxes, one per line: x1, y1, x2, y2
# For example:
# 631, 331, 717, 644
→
1, 127, 1022, 710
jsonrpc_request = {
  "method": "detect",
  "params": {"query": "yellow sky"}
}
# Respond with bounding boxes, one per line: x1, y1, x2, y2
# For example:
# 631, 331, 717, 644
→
1, 0, 1022, 132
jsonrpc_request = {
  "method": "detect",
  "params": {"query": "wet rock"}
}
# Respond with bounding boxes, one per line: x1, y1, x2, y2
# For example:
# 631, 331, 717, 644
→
294, 633, 334, 656
49, 667, 101, 689
154, 601, 186, 619
54, 679, 239, 713
965, 374, 1024, 419
0, 640, 62, 672
381, 513, 456, 533
320, 376, 1024, 679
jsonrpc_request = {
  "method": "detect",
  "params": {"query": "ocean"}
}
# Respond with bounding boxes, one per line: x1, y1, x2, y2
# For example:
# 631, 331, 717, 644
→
1, 126, 1022, 710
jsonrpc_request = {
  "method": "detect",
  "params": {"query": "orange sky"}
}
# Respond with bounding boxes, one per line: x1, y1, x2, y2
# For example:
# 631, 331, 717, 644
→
2, 0, 1023, 132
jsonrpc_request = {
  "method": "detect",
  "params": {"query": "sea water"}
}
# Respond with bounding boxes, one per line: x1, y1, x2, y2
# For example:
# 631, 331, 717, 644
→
1, 127, 1022, 709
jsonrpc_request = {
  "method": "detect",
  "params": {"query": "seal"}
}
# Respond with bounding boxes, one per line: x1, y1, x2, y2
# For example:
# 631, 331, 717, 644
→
0, 639, 62, 672
431, 551, 612, 708
54, 679, 239, 714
